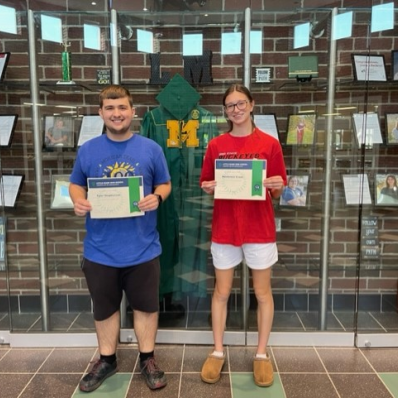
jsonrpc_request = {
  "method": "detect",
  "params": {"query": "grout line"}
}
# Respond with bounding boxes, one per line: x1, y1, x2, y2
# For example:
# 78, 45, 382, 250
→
314, 347, 342, 398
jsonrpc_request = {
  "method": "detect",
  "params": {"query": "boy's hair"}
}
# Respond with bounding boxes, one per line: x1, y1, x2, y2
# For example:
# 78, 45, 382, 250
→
99, 85, 133, 108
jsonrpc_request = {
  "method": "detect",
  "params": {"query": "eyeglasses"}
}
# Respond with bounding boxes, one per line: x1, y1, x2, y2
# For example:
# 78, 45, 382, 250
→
224, 100, 249, 113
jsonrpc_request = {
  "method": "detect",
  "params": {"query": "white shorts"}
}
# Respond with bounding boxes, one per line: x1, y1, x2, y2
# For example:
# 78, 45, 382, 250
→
211, 242, 278, 270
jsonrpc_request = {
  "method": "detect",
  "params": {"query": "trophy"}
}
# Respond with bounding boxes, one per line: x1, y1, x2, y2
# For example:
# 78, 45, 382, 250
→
57, 41, 75, 85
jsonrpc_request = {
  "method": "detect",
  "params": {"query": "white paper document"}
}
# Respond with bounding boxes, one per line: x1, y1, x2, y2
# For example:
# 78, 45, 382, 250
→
87, 176, 144, 219
214, 159, 267, 200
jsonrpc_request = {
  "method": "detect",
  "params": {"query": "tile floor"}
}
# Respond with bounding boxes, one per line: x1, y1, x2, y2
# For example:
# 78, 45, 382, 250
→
1, 344, 398, 398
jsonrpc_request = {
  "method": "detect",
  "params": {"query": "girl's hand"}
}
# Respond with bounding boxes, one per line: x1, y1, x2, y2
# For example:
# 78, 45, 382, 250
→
201, 180, 217, 195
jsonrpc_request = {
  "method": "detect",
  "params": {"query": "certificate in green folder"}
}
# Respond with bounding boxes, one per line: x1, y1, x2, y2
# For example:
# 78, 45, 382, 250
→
87, 176, 144, 219
214, 159, 267, 200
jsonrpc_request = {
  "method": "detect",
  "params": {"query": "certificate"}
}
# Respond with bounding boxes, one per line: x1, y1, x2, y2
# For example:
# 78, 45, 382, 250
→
214, 159, 267, 200
87, 176, 144, 219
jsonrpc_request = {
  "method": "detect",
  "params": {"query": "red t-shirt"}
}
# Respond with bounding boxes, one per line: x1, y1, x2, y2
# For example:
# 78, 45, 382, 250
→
199, 128, 287, 246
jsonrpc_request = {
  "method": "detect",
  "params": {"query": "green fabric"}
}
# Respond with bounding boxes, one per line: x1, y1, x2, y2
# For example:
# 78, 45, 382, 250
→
140, 75, 219, 299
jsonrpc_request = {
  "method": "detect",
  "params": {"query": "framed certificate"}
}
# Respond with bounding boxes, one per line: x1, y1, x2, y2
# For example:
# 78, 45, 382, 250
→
352, 113, 383, 147
375, 173, 398, 206
0, 174, 24, 208
342, 174, 372, 205
43, 115, 74, 149
77, 115, 104, 146
0, 114, 18, 147
254, 114, 279, 141
214, 159, 267, 200
0, 52, 10, 82
385, 113, 398, 145
352, 54, 387, 82
280, 175, 309, 207
51, 175, 74, 209
286, 113, 316, 145
87, 176, 144, 219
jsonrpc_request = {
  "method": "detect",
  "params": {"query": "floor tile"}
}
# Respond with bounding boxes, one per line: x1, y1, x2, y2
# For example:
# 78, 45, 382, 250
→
73, 373, 131, 398
127, 373, 179, 397
280, 374, 339, 398
330, 374, 394, 398
180, 373, 231, 398
317, 348, 374, 373
0, 348, 51, 372
231, 373, 285, 398
39, 348, 96, 373
360, 348, 398, 372
0, 374, 34, 398
20, 373, 83, 398
273, 347, 325, 373
379, 373, 398, 397
229, 346, 257, 372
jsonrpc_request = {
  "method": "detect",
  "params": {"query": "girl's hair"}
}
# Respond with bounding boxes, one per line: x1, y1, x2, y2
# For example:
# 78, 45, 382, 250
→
223, 83, 255, 132
99, 85, 133, 108
385, 174, 397, 187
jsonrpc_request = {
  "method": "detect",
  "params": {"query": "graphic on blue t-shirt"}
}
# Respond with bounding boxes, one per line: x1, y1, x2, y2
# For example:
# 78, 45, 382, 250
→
100, 160, 140, 178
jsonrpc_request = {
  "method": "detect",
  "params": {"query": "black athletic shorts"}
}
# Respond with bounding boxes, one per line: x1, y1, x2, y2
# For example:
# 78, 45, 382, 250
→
81, 257, 160, 321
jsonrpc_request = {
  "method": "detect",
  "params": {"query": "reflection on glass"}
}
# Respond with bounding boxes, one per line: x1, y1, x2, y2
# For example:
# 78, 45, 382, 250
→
250, 30, 262, 54
221, 32, 241, 55
41, 14, 62, 43
0, 5, 17, 35
183, 33, 203, 56
84, 23, 101, 50
137, 29, 154, 53
332, 11, 353, 41
293, 22, 310, 49
371, 2, 394, 33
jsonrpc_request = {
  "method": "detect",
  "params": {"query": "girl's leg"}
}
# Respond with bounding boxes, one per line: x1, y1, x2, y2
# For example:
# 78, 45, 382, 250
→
251, 267, 273, 354
212, 267, 235, 352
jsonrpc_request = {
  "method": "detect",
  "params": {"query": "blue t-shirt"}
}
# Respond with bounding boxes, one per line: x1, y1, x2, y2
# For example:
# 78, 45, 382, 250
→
70, 133, 171, 267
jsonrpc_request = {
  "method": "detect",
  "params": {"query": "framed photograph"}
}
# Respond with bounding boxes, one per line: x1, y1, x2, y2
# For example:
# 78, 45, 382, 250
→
0, 174, 24, 208
374, 173, 398, 206
254, 114, 279, 141
77, 115, 104, 146
280, 174, 309, 207
0, 114, 18, 147
0, 52, 11, 82
286, 113, 316, 145
43, 116, 74, 149
352, 113, 383, 147
391, 50, 398, 81
352, 54, 387, 82
342, 174, 372, 205
385, 113, 398, 144
51, 175, 74, 209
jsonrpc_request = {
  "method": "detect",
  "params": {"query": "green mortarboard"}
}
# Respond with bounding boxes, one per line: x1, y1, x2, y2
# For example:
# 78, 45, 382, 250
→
156, 73, 201, 120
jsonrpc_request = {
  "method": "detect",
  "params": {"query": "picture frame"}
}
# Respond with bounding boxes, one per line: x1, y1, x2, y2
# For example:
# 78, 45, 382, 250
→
0, 52, 10, 82
0, 114, 18, 147
254, 67, 272, 83
280, 174, 309, 207
50, 174, 74, 209
77, 115, 104, 146
0, 174, 24, 208
288, 55, 318, 81
286, 113, 316, 145
352, 113, 383, 147
0, 216, 6, 270
43, 115, 74, 149
342, 174, 372, 205
385, 113, 398, 144
352, 54, 387, 82
253, 114, 279, 141
374, 173, 398, 206
391, 50, 398, 81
